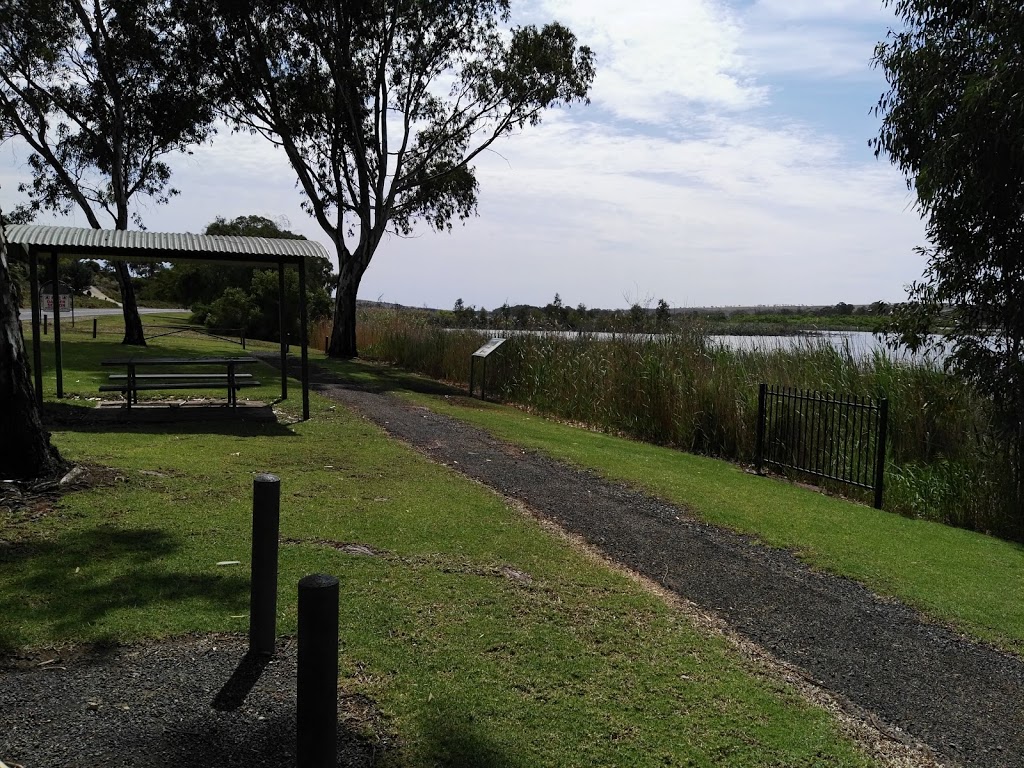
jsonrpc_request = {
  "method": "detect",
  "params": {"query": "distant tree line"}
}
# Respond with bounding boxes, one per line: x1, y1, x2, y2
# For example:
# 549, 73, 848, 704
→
438, 294, 674, 333
434, 297, 898, 333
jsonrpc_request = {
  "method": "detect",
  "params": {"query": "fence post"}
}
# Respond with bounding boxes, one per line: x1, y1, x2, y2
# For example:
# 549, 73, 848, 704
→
92, 317, 97, 338
297, 573, 339, 768
873, 398, 889, 510
249, 474, 281, 656
754, 383, 767, 473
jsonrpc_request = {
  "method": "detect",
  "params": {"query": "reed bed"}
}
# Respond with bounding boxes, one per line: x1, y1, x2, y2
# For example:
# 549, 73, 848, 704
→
351, 308, 1021, 541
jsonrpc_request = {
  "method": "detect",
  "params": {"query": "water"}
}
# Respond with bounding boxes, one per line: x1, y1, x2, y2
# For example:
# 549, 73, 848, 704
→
709, 331, 948, 364
483, 328, 946, 363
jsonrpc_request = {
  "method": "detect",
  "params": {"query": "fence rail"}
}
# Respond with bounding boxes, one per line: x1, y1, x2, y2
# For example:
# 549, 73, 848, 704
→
754, 384, 889, 508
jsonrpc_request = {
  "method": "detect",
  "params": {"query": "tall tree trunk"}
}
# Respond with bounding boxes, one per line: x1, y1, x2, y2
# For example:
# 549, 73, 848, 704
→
327, 257, 363, 358
114, 260, 146, 346
0, 224, 65, 480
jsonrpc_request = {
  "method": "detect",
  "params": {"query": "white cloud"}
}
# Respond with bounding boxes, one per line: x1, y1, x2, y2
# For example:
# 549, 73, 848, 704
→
539, 0, 765, 120
749, 0, 893, 23
740, 0, 898, 81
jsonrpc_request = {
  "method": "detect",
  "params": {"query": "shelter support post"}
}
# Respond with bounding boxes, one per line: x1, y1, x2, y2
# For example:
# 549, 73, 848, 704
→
278, 260, 287, 400
28, 247, 43, 405
298, 258, 309, 421
50, 250, 63, 398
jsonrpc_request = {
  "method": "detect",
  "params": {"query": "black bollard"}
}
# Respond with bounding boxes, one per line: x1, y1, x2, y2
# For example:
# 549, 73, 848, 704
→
297, 573, 339, 768
92, 317, 97, 338
249, 474, 281, 656
43, 314, 48, 335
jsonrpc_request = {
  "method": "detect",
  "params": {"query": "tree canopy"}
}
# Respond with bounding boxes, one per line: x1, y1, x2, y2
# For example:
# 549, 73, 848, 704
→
0, 0, 218, 344
202, 0, 595, 357
873, 1, 1024, 493
140, 215, 333, 342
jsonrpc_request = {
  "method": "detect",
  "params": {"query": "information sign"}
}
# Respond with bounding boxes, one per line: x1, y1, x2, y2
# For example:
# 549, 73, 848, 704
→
472, 338, 507, 358
40, 281, 73, 312
41, 293, 71, 311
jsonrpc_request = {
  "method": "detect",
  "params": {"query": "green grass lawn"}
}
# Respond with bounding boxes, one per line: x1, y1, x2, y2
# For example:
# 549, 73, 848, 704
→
315, 357, 1024, 658
0, 328, 879, 766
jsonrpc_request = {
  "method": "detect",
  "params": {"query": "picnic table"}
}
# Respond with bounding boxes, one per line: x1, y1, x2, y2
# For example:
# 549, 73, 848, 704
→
99, 356, 261, 408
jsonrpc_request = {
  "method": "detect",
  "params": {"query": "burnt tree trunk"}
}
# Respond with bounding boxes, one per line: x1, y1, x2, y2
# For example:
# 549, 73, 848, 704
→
0, 225, 65, 480
327, 256, 365, 359
114, 260, 146, 346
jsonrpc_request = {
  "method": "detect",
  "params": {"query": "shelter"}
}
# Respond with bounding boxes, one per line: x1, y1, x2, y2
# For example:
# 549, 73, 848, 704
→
7, 224, 329, 420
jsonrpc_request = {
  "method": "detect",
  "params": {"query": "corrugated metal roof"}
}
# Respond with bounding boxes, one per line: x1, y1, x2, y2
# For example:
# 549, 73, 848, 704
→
4, 224, 330, 263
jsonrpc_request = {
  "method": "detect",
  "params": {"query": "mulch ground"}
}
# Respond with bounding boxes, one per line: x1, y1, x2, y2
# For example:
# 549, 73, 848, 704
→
3, 362, 1023, 767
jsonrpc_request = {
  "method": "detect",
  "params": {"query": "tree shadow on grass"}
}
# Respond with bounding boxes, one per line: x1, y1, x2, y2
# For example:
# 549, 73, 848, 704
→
285, 356, 463, 397
0, 524, 248, 655
418, 701, 528, 768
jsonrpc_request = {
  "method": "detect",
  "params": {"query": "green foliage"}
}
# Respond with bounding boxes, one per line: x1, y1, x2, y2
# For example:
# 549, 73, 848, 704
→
873, 0, 1024, 523
203, 286, 255, 331
199, 0, 595, 356
145, 215, 333, 341
355, 309, 1024, 540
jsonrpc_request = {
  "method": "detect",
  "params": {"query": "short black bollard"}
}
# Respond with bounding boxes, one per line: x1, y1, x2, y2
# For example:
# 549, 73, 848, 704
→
297, 573, 339, 768
43, 314, 48, 335
92, 317, 97, 339
249, 473, 281, 657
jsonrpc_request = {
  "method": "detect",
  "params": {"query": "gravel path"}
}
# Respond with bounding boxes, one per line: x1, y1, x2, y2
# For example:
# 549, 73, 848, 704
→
301, 368, 1024, 768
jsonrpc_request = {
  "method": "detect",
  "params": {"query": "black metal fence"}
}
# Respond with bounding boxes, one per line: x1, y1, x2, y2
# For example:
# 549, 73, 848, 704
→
754, 384, 889, 508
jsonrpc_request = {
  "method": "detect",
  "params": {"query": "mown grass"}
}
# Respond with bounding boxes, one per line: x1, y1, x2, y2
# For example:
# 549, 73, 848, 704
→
0, 327, 878, 767
312, 357, 1024, 658
352, 307, 1021, 541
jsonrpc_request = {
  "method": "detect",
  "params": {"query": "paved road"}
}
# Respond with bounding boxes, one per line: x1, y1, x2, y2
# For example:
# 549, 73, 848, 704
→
18, 307, 189, 321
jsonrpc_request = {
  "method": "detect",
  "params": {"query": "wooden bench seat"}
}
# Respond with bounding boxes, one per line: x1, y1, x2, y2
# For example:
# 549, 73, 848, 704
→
99, 379, 261, 393
106, 373, 255, 380
100, 355, 262, 409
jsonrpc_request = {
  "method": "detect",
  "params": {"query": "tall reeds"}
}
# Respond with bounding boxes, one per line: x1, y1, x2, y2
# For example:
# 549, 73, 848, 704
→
352, 307, 1022, 540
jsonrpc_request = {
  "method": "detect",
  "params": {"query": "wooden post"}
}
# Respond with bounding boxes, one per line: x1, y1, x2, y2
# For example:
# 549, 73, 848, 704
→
50, 251, 63, 398
298, 258, 309, 421
754, 383, 767, 473
873, 398, 889, 510
278, 260, 287, 400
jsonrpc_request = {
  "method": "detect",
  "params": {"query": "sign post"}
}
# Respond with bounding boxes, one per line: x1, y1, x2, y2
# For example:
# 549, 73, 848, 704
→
469, 337, 507, 400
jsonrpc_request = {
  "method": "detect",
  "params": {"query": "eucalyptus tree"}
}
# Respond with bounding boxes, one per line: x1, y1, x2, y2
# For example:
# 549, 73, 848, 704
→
0, 0, 218, 344
0, 208, 64, 479
873, 1, 1024, 506
206, 0, 595, 357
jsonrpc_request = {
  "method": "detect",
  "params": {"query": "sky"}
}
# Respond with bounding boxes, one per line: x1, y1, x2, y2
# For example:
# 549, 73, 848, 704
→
0, 0, 927, 311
